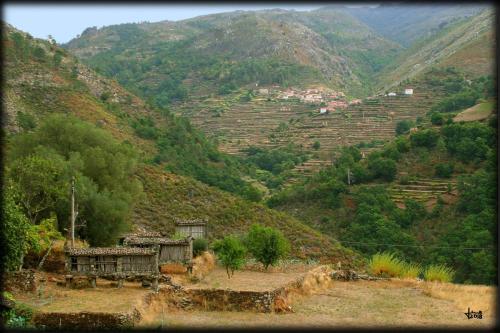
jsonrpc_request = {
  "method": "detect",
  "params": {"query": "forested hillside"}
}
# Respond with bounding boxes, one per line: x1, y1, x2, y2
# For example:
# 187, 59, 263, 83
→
2, 23, 361, 265
267, 68, 497, 284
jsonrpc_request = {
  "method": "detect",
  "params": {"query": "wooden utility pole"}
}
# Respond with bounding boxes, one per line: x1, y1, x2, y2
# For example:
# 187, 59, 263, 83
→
71, 176, 75, 248
347, 167, 351, 185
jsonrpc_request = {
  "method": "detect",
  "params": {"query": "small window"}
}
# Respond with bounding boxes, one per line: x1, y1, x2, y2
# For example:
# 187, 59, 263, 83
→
71, 257, 77, 271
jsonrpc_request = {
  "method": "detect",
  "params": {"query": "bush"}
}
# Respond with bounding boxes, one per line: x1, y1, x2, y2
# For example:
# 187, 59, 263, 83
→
212, 235, 246, 278
424, 264, 455, 282
245, 224, 290, 270
193, 238, 208, 257
368, 252, 405, 277
410, 129, 439, 148
368, 157, 397, 181
435, 163, 454, 178
395, 120, 414, 135
430, 112, 444, 126
312, 141, 321, 150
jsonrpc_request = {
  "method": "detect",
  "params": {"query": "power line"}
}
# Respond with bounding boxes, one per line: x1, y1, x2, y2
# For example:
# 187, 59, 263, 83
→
336, 240, 495, 251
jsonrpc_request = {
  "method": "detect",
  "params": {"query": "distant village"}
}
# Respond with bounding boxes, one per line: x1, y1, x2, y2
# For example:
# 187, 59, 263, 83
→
254, 85, 414, 114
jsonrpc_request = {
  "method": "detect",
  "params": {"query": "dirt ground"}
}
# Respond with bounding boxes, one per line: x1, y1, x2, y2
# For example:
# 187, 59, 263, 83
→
13, 275, 151, 314
180, 267, 306, 291
139, 279, 496, 329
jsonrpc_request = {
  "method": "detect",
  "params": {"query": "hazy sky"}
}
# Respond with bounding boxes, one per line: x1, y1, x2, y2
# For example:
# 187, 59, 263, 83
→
4, 3, 333, 43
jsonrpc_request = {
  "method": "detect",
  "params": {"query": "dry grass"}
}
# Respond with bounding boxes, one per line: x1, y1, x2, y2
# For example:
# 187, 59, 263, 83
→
191, 251, 216, 281
184, 267, 306, 292
453, 101, 495, 122
13, 274, 150, 314
421, 281, 496, 317
139, 279, 496, 328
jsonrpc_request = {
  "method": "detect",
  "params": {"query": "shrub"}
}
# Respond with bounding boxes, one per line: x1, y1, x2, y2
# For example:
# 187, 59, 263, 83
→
193, 238, 208, 257
212, 235, 246, 278
312, 141, 321, 150
435, 163, 454, 178
430, 112, 444, 126
395, 120, 414, 135
424, 264, 455, 282
368, 252, 405, 277
368, 157, 397, 181
245, 224, 290, 270
410, 129, 439, 148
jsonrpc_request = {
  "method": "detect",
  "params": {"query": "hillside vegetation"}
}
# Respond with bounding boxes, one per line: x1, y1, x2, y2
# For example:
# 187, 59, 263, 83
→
64, 8, 402, 101
2, 23, 361, 264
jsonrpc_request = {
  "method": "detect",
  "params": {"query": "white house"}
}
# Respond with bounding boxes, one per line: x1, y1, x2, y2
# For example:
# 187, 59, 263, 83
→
388, 92, 397, 97
319, 107, 327, 114
404, 88, 414, 95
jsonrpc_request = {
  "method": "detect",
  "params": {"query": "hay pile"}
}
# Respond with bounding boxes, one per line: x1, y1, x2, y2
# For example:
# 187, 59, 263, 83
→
191, 251, 215, 281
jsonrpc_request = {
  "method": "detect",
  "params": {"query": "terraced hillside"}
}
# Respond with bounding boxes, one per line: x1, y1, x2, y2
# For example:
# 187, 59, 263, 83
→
388, 178, 458, 205
176, 74, 448, 168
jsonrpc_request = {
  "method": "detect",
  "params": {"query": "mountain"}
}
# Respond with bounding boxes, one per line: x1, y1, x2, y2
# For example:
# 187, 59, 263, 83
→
375, 7, 495, 92
2, 23, 362, 264
342, 3, 488, 47
63, 8, 402, 101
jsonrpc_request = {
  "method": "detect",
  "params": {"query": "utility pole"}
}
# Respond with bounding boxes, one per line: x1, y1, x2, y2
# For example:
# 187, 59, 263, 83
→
347, 167, 351, 185
71, 176, 75, 248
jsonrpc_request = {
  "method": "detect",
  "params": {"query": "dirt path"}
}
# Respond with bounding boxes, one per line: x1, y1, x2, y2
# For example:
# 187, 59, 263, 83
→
139, 280, 495, 329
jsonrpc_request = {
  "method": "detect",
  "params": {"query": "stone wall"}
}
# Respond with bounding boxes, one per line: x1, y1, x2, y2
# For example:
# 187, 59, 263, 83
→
32, 309, 141, 329
161, 276, 304, 313
2, 269, 37, 293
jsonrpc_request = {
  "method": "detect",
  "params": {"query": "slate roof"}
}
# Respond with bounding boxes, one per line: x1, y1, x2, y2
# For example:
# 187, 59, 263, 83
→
66, 247, 157, 256
124, 237, 192, 246
174, 218, 207, 226
119, 231, 163, 239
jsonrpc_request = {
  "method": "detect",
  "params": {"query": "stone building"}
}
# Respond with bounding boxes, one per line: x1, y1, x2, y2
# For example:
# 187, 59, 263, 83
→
65, 247, 159, 288
123, 236, 194, 264
174, 218, 208, 239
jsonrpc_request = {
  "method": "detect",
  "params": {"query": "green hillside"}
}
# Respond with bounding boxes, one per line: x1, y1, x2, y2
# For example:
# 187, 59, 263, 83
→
63, 8, 401, 102
266, 74, 497, 284
2, 23, 361, 264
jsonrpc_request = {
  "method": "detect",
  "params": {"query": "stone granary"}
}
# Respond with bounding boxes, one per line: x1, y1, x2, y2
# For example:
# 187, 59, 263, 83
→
123, 236, 194, 264
65, 247, 160, 289
174, 218, 208, 239
118, 231, 163, 245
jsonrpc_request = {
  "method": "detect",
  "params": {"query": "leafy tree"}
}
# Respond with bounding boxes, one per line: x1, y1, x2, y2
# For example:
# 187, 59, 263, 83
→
368, 157, 397, 181
435, 163, 454, 178
245, 224, 290, 269
2, 188, 39, 271
395, 120, 414, 135
7, 114, 143, 246
212, 235, 246, 278
410, 129, 439, 148
312, 141, 321, 150
430, 112, 444, 126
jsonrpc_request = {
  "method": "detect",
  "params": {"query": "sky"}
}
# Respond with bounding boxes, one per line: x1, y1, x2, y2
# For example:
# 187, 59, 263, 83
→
3, 3, 342, 43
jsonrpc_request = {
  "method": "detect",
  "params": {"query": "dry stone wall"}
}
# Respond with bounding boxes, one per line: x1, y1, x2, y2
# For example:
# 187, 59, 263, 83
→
2, 269, 37, 293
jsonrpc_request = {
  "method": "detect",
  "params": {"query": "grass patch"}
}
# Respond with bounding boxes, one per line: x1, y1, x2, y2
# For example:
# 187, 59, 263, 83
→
400, 262, 422, 279
423, 264, 454, 283
368, 252, 405, 278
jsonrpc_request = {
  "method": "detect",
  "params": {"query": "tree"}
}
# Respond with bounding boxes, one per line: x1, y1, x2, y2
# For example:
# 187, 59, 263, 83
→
395, 120, 414, 135
245, 224, 290, 270
312, 141, 321, 150
2, 187, 40, 271
193, 238, 208, 257
368, 157, 397, 181
7, 114, 143, 246
212, 235, 246, 278
410, 129, 439, 148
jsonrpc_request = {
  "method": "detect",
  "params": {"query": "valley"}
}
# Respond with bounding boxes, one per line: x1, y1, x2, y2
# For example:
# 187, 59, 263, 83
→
2, 3, 497, 330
